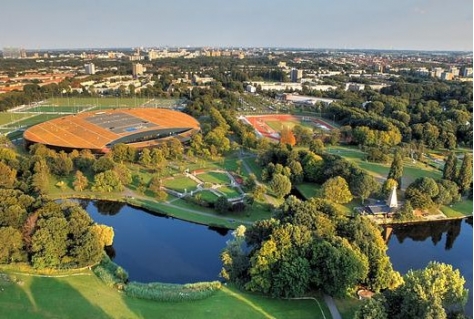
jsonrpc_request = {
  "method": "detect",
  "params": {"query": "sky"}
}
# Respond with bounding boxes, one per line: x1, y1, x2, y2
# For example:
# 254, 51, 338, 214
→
1, 0, 472, 51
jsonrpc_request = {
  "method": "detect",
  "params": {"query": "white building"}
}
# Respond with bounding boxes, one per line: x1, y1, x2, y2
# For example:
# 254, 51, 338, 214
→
84, 63, 96, 75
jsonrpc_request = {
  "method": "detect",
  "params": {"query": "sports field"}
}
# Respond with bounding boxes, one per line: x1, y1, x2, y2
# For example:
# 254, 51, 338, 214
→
244, 114, 334, 140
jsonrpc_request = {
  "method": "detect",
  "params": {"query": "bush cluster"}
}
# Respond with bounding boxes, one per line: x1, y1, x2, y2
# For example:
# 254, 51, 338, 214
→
124, 281, 222, 302
92, 254, 128, 289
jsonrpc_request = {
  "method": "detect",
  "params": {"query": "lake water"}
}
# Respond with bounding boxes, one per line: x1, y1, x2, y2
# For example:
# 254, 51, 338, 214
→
386, 217, 473, 317
83, 200, 232, 284
84, 200, 473, 315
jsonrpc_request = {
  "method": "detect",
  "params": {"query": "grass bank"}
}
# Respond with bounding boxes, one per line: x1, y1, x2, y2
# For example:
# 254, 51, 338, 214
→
0, 269, 329, 319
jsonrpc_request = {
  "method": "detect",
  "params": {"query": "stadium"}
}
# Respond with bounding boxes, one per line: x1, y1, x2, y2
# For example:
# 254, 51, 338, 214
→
23, 108, 200, 153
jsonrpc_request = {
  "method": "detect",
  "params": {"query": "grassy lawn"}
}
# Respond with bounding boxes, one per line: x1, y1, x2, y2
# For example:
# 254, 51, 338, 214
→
441, 199, 473, 217
3, 113, 64, 129
197, 171, 230, 184
295, 183, 321, 199
0, 270, 328, 319
333, 296, 362, 319
0, 112, 36, 125
197, 190, 219, 203
327, 145, 443, 188
21, 105, 91, 113
242, 157, 264, 180
163, 176, 199, 193
218, 186, 242, 198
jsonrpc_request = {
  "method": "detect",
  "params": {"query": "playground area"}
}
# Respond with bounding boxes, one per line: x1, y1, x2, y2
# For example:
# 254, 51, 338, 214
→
243, 114, 335, 140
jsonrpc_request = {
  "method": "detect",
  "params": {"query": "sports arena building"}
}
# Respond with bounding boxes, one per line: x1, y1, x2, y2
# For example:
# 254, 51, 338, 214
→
23, 108, 200, 153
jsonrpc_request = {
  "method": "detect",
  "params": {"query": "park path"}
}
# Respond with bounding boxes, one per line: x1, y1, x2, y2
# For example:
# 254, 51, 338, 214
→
239, 154, 279, 207
323, 295, 342, 319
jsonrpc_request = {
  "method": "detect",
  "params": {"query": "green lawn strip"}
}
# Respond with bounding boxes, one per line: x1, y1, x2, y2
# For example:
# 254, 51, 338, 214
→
0, 112, 36, 125
295, 183, 321, 199
163, 176, 199, 193
23, 105, 90, 113
197, 190, 219, 203
441, 199, 473, 217
333, 296, 362, 319
196, 171, 230, 184
242, 157, 263, 180
1, 270, 327, 319
4, 113, 64, 128
218, 186, 241, 198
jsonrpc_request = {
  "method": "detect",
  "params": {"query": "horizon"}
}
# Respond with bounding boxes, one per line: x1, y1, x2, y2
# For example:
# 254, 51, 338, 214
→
1, 0, 472, 52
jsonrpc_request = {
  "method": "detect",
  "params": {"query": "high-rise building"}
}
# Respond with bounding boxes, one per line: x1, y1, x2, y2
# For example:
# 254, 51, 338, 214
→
3, 47, 23, 59
84, 63, 96, 75
462, 67, 473, 77
290, 68, 303, 82
132, 63, 144, 77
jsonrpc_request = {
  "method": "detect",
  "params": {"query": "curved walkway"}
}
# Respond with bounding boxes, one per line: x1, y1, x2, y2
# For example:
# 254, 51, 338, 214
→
323, 294, 342, 319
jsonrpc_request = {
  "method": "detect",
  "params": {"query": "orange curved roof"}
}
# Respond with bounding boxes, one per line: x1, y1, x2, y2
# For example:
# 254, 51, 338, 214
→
23, 108, 200, 152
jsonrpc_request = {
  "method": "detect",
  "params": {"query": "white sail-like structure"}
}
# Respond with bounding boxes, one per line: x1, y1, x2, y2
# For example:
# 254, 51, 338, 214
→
387, 186, 398, 208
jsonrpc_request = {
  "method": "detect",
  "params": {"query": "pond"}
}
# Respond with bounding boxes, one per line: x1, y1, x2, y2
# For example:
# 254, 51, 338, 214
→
83, 200, 232, 284
84, 200, 473, 315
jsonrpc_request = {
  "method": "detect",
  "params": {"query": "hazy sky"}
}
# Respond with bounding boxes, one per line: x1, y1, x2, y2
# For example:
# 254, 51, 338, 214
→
1, 0, 472, 51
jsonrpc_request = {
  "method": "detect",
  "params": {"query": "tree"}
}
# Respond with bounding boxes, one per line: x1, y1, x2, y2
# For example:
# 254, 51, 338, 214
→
92, 224, 115, 246
0, 227, 25, 263
385, 262, 468, 319
310, 237, 368, 297
0, 162, 16, 188
280, 126, 296, 146
215, 196, 230, 214
456, 153, 473, 194
350, 173, 380, 204
309, 139, 325, 154
138, 148, 152, 166
443, 152, 458, 182
269, 173, 292, 199
321, 176, 353, 204
395, 200, 415, 221
354, 296, 388, 319
387, 152, 404, 189
73, 170, 88, 191
92, 156, 115, 173
92, 170, 124, 192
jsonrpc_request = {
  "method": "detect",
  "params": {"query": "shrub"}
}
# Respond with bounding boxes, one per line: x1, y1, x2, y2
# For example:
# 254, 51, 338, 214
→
92, 254, 128, 288
124, 281, 222, 302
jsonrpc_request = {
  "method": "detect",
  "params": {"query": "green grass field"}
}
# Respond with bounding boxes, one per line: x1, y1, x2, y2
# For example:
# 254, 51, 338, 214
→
197, 171, 230, 184
441, 199, 473, 217
218, 186, 242, 198
163, 176, 199, 193
41, 97, 179, 110
198, 190, 219, 203
265, 120, 313, 132
20, 105, 91, 113
0, 270, 329, 319
0, 112, 37, 125
295, 183, 321, 199
3, 113, 64, 129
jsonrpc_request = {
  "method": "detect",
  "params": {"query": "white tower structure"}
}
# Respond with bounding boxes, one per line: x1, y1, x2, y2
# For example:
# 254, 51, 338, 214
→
387, 186, 398, 208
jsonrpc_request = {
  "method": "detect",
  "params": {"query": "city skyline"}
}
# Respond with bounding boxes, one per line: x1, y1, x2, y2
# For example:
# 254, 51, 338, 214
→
1, 0, 473, 51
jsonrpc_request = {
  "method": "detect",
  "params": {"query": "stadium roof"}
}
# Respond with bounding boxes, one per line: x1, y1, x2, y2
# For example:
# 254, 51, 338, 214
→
23, 108, 200, 153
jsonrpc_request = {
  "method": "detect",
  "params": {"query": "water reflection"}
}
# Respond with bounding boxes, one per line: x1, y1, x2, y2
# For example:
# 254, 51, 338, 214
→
388, 219, 464, 250
387, 217, 473, 317
94, 200, 125, 216
208, 226, 230, 236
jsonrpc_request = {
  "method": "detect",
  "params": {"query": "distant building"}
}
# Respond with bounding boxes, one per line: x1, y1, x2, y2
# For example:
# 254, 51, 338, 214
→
345, 83, 365, 91
441, 72, 454, 81
84, 63, 96, 75
290, 68, 303, 82
132, 63, 144, 77
3, 47, 24, 59
462, 67, 473, 77
246, 85, 256, 93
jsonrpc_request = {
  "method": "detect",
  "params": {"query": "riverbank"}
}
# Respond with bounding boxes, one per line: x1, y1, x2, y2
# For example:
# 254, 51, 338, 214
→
0, 267, 330, 319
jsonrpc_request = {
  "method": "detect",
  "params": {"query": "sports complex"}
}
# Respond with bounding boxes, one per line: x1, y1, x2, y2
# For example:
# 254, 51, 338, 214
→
23, 108, 200, 153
